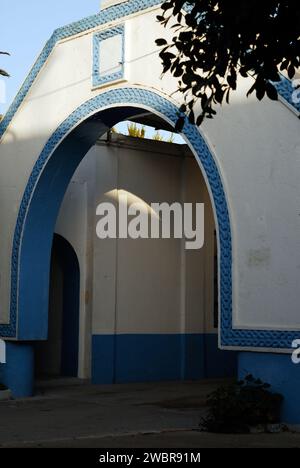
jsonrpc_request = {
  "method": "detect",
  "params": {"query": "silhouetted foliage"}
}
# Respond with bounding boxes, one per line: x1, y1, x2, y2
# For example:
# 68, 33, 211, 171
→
201, 374, 283, 433
156, 1, 300, 129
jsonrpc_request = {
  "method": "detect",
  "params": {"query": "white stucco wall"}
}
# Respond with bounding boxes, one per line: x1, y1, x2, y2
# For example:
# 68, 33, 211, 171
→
54, 135, 216, 376
0, 3, 299, 347
199, 81, 300, 330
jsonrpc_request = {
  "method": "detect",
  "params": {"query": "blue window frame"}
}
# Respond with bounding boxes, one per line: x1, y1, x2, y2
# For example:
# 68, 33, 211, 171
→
93, 25, 125, 87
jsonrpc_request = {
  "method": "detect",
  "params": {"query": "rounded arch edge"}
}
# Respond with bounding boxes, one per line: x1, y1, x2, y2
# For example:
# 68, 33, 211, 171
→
0, 87, 233, 350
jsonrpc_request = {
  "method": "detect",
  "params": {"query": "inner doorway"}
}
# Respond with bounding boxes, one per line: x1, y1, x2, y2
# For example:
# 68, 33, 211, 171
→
35, 234, 80, 378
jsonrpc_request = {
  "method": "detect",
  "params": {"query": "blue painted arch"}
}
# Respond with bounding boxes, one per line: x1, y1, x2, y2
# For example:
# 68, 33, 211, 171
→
0, 87, 233, 344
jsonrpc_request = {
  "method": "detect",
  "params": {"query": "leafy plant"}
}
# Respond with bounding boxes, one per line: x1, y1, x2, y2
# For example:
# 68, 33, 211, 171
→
152, 131, 164, 141
156, 1, 300, 130
127, 123, 146, 138
201, 374, 283, 433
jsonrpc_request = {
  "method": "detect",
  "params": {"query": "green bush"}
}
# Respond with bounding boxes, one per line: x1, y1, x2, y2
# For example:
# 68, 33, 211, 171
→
201, 374, 283, 433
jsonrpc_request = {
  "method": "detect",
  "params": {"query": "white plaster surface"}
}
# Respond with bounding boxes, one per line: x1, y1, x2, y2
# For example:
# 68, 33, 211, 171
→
0, 6, 299, 344
99, 34, 123, 77
101, 0, 128, 10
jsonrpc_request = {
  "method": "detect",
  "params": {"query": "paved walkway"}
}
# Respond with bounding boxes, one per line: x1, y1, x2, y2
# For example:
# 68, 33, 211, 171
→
0, 379, 299, 448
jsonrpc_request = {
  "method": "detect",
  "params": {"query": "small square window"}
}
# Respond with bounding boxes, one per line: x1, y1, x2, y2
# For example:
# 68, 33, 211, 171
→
93, 25, 125, 87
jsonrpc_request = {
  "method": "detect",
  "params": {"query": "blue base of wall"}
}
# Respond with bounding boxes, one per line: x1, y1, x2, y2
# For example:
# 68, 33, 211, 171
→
92, 333, 237, 385
238, 352, 300, 425
0, 342, 34, 398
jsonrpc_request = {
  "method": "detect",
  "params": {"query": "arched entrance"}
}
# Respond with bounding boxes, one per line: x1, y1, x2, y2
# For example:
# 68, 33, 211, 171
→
35, 234, 80, 379
5, 88, 233, 396
14, 89, 232, 339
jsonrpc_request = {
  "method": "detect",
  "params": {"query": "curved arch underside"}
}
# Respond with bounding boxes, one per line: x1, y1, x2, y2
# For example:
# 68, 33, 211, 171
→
1, 88, 232, 346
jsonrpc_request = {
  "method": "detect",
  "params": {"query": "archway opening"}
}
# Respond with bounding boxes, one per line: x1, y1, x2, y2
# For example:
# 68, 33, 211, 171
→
11, 90, 235, 394
35, 234, 80, 379
38, 115, 236, 384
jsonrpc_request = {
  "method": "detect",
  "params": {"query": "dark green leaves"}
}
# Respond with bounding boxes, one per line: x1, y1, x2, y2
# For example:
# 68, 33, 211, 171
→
175, 116, 185, 132
266, 83, 278, 101
161, 1, 173, 11
288, 64, 296, 79
155, 38, 168, 47
202, 374, 283, 433
157, 0, 299, 127
0, 69, 9, 77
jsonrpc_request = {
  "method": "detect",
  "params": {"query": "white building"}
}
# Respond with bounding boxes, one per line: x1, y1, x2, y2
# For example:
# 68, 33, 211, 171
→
0, 0, 299, 424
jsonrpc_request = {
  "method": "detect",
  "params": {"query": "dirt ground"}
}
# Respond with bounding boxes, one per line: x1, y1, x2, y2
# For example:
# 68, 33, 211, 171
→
0, 378, 299, 448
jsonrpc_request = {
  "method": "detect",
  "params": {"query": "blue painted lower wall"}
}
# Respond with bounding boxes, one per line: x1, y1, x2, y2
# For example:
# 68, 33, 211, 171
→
238, 352, 300, 425
92, 333, 237, 384
0, 334, 237, 398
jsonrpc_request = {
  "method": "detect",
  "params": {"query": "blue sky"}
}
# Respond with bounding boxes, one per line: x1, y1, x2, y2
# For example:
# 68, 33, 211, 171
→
1, 0, 100, 114
0, 1, 183, 142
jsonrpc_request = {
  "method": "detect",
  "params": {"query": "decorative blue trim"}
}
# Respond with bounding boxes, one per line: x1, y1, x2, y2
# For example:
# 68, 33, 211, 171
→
0, 88, 232, 342
93, 25, 125, 87
0, 0, 163, 141
0, 0, 298, 142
